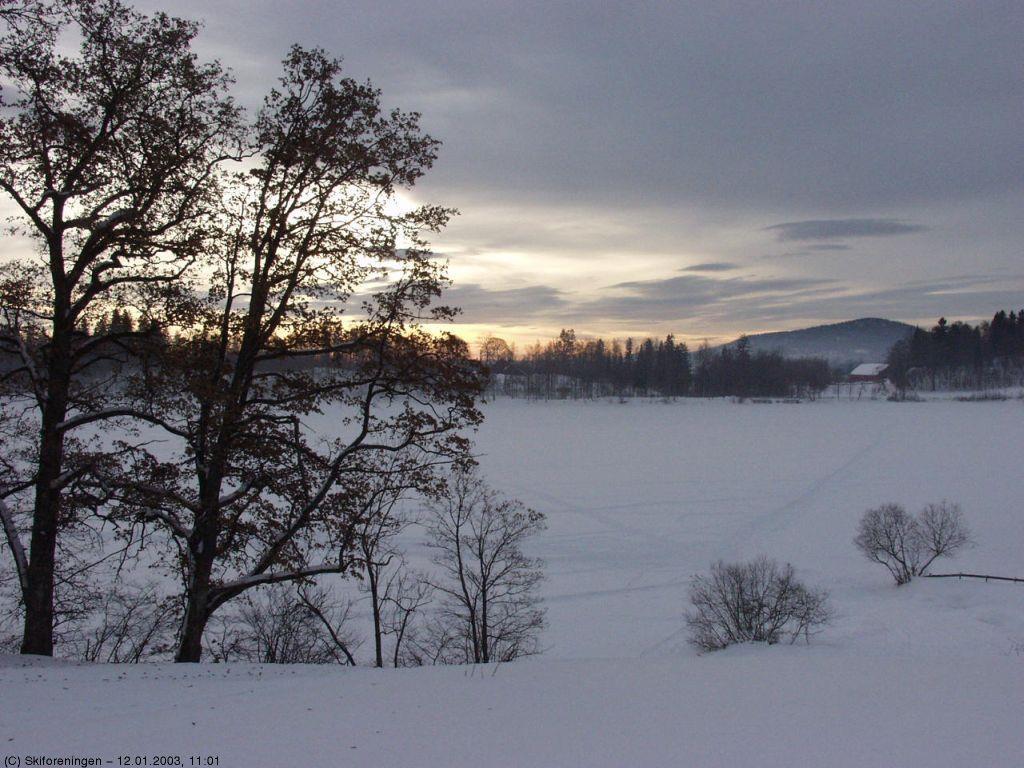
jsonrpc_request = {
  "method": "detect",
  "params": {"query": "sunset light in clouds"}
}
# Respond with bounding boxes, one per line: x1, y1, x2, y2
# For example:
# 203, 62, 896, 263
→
22, 2, 1024, 346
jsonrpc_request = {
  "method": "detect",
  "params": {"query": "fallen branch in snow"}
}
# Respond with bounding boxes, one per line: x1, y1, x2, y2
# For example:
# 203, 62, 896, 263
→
924, 572, 1024, 584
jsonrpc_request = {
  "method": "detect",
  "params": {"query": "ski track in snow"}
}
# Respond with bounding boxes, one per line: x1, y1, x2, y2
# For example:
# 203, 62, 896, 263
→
730, 419, 890, 551
471, 399, 1024, 660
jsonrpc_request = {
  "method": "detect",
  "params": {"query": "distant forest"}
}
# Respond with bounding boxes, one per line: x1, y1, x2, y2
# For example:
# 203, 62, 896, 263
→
480, 330, 833, 399
15, 309, 1022, 400
887, 309, 1024, 391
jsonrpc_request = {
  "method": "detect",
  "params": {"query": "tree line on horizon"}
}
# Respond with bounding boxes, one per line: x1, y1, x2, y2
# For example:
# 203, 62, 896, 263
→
886, 309, 1024, 391
479, 329, 834, 399
57, 308, 1024, 402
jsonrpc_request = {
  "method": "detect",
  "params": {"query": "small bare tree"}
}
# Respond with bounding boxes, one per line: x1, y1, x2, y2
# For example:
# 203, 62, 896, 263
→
380, 568, 434, 667
686, 557, 831, 652
854, 501, 970, 585
425, 469, 545, 664
348, 455, 432, 667
916, 502, 972, 572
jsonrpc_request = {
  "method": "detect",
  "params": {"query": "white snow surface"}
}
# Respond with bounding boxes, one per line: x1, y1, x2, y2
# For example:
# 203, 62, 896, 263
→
3, 650, 1023, 767
4, 398, 1024, 766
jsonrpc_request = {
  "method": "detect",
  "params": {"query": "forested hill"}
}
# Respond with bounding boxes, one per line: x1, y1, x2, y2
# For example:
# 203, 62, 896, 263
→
721, 318, 915, 364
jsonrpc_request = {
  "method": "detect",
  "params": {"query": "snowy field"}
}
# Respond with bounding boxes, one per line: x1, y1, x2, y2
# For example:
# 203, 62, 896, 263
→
4, 398, 1024, 766
472, 398, 1024, 660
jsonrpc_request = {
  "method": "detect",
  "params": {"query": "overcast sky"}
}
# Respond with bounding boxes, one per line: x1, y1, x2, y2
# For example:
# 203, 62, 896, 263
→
137, 2, 1024, 343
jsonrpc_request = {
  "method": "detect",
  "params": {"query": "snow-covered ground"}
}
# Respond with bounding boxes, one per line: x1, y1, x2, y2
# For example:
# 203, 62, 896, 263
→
4, 398, 1023, 766
470, 398, 1024, 660
4, 650, 1022, 767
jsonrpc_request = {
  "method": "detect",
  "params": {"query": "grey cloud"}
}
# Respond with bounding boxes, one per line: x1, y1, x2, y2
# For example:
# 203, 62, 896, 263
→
680, 262, 738, 272
758, 243, 851, 260
438, 273, 837, 328
572, 274, 838, 324
139, 1, 1024, 212
562, 273, 1024, 334
440, 283, 567, 325
699, 275, 1024, 328
759, 243, 852, 260
766, 219, 927, 242
119, 2, 1024, 336
436, 271, 1024, 337
610, 275, 835, 300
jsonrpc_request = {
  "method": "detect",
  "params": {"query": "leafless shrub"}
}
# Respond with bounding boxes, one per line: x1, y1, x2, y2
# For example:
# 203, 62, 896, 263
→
295, 587, 361, 666
201, 613, 242, 663
853, 504, 920, 585
917, 502, 972, 566
395, 615, 462, 667
887, 391, 923, 402
0, 573, 20, 653
686, 557, 831, 652
955, 392, 1007, 402
0, 504, 160, 659
208, 585, 360, 664
74, 585, 178, 663
854, 501, 971, 585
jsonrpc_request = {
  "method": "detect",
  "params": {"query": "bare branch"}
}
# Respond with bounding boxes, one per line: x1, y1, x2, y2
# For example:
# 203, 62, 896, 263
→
0, 497, 30, 598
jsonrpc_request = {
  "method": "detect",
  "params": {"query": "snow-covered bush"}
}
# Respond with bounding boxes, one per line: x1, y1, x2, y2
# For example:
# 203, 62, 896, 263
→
854, 501, 971, 585
686, 557, 831, 652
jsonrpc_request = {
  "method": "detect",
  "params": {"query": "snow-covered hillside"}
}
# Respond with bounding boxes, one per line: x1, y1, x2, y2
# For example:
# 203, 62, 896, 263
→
719, 317, 915, 363
4, 398, 1023, 766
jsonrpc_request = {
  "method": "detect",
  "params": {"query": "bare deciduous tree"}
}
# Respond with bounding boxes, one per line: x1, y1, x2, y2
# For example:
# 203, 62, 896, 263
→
0, 0, 239, 655
854, 501, 970, 585
348, 454, 438, 667
425, 468, 545, 664
854, 504, 920, 585
916, 501, 972, 573
106, 46, 482, 662
380, 568, 434, 667
686, 557, 831, 652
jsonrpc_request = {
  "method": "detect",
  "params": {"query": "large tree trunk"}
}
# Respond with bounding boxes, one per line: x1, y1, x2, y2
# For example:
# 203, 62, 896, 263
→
175, 513, 220, 662
174, 347, 244, 663
175, 549, 214, 663
21, 327, 71, 656
21, 436, 62, 655
175, 591, 210, 663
